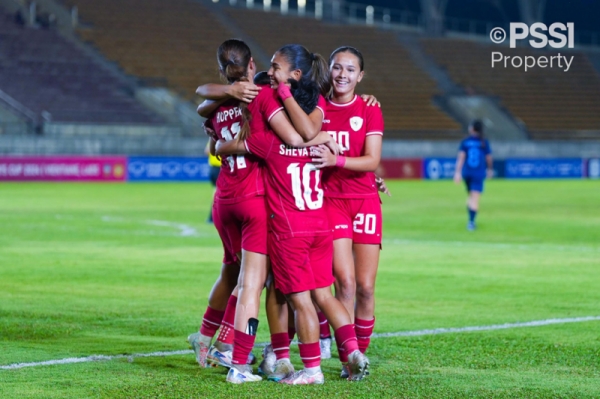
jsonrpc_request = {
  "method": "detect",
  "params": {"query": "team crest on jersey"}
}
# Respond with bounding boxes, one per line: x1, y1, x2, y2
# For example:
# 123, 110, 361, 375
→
350, 116, 363, 131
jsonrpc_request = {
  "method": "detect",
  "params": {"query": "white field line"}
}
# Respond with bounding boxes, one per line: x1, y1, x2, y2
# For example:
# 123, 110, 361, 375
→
2, 316, 599, 371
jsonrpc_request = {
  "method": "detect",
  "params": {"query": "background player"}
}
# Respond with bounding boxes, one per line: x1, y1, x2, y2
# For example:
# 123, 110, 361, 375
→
453, 120, 493, 231
311, 46, 384, 378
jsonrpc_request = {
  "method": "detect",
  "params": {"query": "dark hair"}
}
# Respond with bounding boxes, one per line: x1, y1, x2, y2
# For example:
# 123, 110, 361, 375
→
217, 39, 252, 141
471, 119, 485, 147
329, 46, 364, 71
289, 78, 320, 114
253, 71, 271, 86
275, 44, 330, 97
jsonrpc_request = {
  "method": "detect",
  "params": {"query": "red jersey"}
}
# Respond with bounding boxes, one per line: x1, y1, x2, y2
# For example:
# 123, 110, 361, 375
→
208, 99, 264, 204
245, 132, 330, 240
321, 95, 384, 199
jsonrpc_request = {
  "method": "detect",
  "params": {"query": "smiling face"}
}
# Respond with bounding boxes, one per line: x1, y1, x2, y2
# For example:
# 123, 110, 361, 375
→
329, 51, 364, 99
268, 52, 302, 89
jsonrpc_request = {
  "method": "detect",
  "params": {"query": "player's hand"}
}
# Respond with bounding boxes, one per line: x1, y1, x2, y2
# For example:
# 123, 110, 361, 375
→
311, 145, 337, 169
227, 81, 261, 103
375, 176, 391, 197
203, 121, 218, 141
361, 94, 381, 107
215, 139, 227, 154
325, 136, 342, 156
453, 173, 462, 185
487, 169, 494, 179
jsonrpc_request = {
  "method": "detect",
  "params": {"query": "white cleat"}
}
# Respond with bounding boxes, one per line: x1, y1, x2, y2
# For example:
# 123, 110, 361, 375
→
347, 350, 370, 381
279, 369, 324, 385
258, 344, 277, 376
268, 358, 295, 382
226, 365, 262, 384
187, 332, 212, 368
207, 345, 233, 368
319, 337, 332, 359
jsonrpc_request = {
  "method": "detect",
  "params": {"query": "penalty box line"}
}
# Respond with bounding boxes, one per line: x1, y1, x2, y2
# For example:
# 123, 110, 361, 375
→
2, 315, 599, 371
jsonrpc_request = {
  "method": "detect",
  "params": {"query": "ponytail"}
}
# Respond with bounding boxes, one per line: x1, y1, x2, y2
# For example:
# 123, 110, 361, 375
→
309, 52, 331, 96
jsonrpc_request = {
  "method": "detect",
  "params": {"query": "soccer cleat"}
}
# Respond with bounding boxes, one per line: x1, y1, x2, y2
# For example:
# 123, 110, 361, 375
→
467, 221, 476, 231
258, 344, 276, 376
319, 337, 332, 359
226, 365, 262, 384
207, 345, 233, 368
187, 332, 212, 368
347, 350, 370, 381
247, 351, 257, 365
340, 363, 350, 379
279, 369, 324, 385
268, 358, 295, 382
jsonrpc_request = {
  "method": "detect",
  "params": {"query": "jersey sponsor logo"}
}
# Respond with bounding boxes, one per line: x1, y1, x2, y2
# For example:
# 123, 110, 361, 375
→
323, 119, 331, 123
335, 224, 349, 230
350, 116, 363, 131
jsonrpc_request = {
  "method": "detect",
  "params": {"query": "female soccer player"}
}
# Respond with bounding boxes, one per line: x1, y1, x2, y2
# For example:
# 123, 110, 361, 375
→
311, 46, 384, 378
216, 44, 370, 385
194, 40, 336, 384
453, 120, 493, 230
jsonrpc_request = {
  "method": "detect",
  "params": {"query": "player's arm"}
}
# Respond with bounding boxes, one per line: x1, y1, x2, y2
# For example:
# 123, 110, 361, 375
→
486, 154, 493, 179
215, 139, 247, 156
269, 111, 332, 149
311, 135, 381, 171
196, 82, 261, 117
454, 151, 466, 184
277, 85, 323, 141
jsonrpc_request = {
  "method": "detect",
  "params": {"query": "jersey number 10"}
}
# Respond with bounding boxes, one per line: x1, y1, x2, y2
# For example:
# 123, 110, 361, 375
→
287, 163, 324, 210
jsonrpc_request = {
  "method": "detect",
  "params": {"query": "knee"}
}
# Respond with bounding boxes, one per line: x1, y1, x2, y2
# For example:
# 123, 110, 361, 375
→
336, 277, 356, 297
221, 264, 240, 288
356, 283, 374, 303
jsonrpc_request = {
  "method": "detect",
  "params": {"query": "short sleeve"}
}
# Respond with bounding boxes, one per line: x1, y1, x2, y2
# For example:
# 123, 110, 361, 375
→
260, 88, 284, 122
245, 131, 276, 160
365, 104, 384, 136
484, 140, 492, 155
315, 95, 327, 119
458, 139, 467, 152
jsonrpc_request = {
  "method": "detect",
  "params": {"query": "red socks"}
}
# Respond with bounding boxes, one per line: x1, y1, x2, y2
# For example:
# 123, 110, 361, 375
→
271, 332, 290, 360
199, 306, 225, 338
216, 295, 237, 345
334, 323, 359, 363
355, 317, 375, 354
298, 342, 320, 368
232, 330, 256, 365
317, 311, 331, 339
287, 327, 296, 344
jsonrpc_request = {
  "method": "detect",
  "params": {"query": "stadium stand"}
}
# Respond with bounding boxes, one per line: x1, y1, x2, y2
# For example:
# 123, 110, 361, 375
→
61, 0, 239, 101
0, 12, 164, 125
60, 0, 460, 138
421, 38, 600, 140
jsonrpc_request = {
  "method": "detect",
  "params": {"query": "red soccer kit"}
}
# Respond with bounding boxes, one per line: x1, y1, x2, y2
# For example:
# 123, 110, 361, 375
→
208, 99, 269, 262
243, 87, 332, 294
321, 95, 385, 245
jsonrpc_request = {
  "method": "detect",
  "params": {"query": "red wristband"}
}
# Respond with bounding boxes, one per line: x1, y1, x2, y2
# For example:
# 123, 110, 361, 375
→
277, 84, 293, 101
335, 156, 346, 168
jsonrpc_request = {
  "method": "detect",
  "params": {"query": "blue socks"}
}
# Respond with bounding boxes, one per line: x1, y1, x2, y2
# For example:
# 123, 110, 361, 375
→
468, 207, 477, 223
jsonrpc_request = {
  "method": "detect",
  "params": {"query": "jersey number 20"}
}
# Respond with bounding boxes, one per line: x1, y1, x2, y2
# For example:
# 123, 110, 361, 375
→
287, 163, 324, 210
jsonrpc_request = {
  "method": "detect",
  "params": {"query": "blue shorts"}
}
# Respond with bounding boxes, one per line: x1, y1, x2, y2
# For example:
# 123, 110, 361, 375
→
463, 176, 484, 193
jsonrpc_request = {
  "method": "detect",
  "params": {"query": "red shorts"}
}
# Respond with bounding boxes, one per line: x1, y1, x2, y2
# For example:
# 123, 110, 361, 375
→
214, 196, 268, 263
326, 197, 382, 245
268, 232, 334, 295
212, 201, 237, 265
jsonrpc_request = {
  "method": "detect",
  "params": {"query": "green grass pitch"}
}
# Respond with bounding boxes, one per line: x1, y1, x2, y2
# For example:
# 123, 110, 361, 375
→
0, 180, 599, 398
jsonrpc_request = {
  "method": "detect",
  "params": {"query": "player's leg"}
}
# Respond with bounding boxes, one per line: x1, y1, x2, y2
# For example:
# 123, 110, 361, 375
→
467, 187, 482, 230
314, 302, 332, 359
353, 243, 380, 355
333, 238, 355, 319
226, 250, 267, 383
310, 234, 369, 381
352, 198, 382, 357
281, 290, 323, 385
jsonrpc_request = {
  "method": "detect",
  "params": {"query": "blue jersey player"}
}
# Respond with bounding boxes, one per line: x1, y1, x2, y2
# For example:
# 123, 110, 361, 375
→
453, 120, 493, 231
